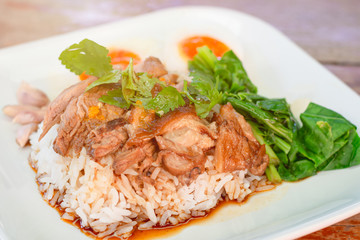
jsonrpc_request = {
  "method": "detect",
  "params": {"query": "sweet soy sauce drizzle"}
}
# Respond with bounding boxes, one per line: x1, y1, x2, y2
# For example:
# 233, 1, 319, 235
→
29, 36, 276, 239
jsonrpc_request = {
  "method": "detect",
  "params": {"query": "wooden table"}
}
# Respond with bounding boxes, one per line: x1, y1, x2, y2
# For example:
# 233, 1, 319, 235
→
1, 0, 359, 238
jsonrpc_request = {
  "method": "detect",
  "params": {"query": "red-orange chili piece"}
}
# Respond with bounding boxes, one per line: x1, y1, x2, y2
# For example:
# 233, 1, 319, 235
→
179, 36, 229, 59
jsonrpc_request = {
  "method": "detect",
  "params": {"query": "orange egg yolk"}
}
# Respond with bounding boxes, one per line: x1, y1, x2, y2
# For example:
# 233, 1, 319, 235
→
108, 49, 141, 69
179, 36, 229, 59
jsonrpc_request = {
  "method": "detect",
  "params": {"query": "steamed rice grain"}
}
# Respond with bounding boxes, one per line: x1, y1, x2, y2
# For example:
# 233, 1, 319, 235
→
29, 123, 273, 239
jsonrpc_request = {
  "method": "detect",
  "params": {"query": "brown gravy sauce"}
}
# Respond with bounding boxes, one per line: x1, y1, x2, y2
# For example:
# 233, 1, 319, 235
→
29, 158, 277, 240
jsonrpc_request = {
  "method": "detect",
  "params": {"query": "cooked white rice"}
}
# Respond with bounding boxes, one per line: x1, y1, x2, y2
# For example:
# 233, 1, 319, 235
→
29, 123, 273, 239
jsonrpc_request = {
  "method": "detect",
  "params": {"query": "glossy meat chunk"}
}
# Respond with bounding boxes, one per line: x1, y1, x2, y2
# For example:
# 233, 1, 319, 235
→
87, 118, 128, 159
53, 85, 125, 156
140, 57, 167, 78
113, 148, 146, 175
40, 77, 96, 140
158, 150, 194, 176
215, 103, 269, 175
113, 141, 156, 175
151, 106, 216, 176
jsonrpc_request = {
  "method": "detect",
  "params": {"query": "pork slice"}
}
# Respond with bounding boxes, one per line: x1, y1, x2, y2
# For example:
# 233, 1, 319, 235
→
53, 85, 125, 156
250, 145, 270, 176
128, 106, 155, 130
129, 106, 216, 145
113, 148, 146, 175
87, 118, 128, 159
53, 97, 86, 156
214, 122, 251, 172
162, 123, 215, 150
219, 103, 259, 148
137, 141, 158, 173
140, 57, 167, 78
155, 136, 202, 157
161, 73, 178, 85
40, 77, 96, 140
127, 105, 216, 178
215, 103, 269, 176
158, 150, 194, 176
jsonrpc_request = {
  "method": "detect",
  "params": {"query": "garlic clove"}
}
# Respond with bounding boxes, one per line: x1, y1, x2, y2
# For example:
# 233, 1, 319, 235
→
12, 110, 45, 125
2, 105, 40, 118
16, 123, 38, 147
16, 82, 49, 107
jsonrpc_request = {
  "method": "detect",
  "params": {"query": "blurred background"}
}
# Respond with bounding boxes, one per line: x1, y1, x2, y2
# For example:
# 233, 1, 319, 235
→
0, 0, 359, 238
0, 0, 359, 94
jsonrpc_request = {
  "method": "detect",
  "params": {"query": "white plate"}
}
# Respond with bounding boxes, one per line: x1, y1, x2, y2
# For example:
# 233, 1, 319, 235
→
1, 6, 360, 240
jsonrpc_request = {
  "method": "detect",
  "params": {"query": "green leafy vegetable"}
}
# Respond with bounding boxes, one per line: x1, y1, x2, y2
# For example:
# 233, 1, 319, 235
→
86, 70, 122, 91
227, 97, 294, 143
266, 164, 282, 183
216, 50, 257, 93
99, 88, 130, 108
279, 103, 360, 181
185, 46, 258, 118
278, 159, 316, 181
144, 86, 186, 114
185, 47, 223, 118
100, 61, 184, 115
59, 39, 112, 77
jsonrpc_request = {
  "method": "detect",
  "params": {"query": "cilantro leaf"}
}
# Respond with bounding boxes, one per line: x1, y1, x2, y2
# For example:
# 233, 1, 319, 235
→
59, 39, 112, 77
190, 80, 223, 118
136, 73, 161, 98
144, 86, 185, 115
86, 70, 122, 91
99, 88, 130, 108
60, 39, 186, 115
121, 59, 138, 104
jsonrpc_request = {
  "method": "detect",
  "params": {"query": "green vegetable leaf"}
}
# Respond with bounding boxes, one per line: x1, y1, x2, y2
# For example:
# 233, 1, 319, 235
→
136, 73, 162, 98
186, 47, 257, 118
321, 129, 360, 170
295, 103, 355, 167
86, 70, 122, 91
144, 86, 185, 115
215, 50, 257, 93
280, 102, 360, 181
266, 164, 282, 183
59, 39, 112, 77
121, 59, 138, 104
191, 81, 223, 118
94, 57, 183, 114
278, 160, 316, 181
227, 97, 293, 142
99, 88, 130, 108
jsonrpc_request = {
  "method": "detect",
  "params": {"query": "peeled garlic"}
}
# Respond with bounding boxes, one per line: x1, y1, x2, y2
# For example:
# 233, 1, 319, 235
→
2, 105, 41, 118
12, 110, 45, 125
16, 82, 49, 107
16, 123, 38, 147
